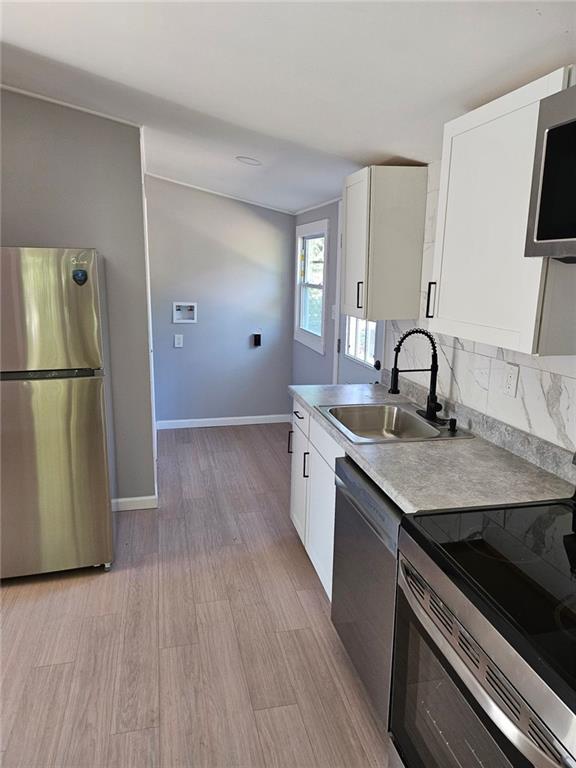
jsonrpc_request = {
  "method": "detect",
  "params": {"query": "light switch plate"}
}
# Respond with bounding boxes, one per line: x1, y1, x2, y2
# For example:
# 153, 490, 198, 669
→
503, 363, 519, 398
174, 334, 184, 348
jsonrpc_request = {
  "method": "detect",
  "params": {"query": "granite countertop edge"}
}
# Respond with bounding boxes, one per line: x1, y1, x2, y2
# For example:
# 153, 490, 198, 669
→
289, 384, 574, 515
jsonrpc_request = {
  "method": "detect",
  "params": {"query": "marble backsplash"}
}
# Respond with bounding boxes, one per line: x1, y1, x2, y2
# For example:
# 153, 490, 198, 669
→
382, 160, 576, 481
380, 367, 575, 485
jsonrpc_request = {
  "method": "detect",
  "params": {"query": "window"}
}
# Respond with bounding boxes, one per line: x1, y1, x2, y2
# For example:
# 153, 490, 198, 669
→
345, 316, 377, 366
294, 219, 328, 354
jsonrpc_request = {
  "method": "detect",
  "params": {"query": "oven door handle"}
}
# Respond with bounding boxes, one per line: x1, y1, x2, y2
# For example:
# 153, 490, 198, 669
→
397, 565, 571, 768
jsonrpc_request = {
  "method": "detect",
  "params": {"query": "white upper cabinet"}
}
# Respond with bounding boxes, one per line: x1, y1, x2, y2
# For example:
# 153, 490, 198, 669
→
341, 166, 427, 320
429, 67, 576, 355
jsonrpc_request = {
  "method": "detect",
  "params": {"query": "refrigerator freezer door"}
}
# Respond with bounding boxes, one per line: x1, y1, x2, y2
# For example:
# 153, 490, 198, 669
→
1, 375, 113, 578
1, 248, 103, 372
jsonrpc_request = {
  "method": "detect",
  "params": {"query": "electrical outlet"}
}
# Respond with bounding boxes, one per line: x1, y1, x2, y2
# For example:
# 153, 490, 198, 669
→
174, 334, 184, 348
503, 363, 519, 397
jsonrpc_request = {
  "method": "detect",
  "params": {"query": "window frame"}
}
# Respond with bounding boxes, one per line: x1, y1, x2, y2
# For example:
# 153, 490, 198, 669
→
344, 315, 378, 368
294, 219, 329, 355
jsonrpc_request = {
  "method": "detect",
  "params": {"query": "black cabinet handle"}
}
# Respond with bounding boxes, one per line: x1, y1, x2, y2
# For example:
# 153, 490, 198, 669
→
287, 429, 293, 454
356, 281, 364, 309
425, 281, 437, 318
293, 410, 304, 420
303, 451, 310, 478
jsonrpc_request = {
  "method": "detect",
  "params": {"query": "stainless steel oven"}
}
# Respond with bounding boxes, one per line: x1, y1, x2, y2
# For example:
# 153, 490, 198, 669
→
388, 518, 576, 768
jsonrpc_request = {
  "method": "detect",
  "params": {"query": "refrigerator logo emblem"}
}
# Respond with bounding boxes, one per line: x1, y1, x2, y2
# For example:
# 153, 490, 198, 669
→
72, 269, 88, 286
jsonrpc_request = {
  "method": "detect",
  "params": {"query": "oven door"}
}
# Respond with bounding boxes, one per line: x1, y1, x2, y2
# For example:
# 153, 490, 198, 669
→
389, 560, 562, 768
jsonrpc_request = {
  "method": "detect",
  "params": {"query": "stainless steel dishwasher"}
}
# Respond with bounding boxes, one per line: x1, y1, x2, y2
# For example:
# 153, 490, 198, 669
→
331, 456, 403, 733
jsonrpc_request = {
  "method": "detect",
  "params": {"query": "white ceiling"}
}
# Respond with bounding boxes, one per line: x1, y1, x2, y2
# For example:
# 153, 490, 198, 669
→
2, 2, 575, 213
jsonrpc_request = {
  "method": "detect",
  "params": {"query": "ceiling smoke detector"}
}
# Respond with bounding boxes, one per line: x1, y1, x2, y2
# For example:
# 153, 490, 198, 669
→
235, 155, 262, 166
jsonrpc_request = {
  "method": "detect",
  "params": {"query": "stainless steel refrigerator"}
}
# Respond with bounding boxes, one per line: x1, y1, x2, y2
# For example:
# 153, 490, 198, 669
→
1, 247, 113, 578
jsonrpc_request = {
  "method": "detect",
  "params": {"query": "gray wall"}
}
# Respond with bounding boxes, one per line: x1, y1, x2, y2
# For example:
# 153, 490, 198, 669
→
1, 90, 156, 500
145, 175, 294, 421
292, 201, 339, 385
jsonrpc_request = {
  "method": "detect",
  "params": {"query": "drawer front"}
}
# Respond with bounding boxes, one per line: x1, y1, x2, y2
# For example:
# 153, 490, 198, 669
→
309, 417, 345, 470
291, 399, 310, 437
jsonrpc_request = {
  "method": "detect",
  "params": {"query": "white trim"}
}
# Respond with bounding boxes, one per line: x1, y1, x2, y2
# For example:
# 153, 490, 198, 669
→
139, 129, 159, 499
112, 495, 158, 512
0, 84, 141, 127
294, 219, 329, 355
145, 173, 294, 216
294, 197, 342, 216
156, 414, 291, 430
332, 200, 343, 384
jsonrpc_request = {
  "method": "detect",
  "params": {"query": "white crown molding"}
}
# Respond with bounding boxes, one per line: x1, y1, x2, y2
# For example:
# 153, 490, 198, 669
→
0, 84, 141, 127
294, 196, 342, 216
111, 495, 158, 512
144, 173, 295, 216
156, 414, 291, 430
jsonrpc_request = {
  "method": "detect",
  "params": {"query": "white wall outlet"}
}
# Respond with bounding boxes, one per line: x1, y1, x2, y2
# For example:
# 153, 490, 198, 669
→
174, 334, 184, 348
502, 362, 519, 397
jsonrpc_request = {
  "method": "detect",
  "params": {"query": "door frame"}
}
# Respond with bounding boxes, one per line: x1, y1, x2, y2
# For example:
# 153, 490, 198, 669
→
332, 200, 343, 384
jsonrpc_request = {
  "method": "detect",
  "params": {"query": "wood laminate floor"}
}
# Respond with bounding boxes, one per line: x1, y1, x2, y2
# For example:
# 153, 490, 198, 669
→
1, 423, 387, 767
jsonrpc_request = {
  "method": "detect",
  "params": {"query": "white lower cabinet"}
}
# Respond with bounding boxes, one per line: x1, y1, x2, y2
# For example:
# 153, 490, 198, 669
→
306, 445, 338, 600
289, 424, 308, 543
288, 410, 345, 600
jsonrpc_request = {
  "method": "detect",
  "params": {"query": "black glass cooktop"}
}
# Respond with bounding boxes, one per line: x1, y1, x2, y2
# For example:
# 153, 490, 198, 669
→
405, 497, 576, 712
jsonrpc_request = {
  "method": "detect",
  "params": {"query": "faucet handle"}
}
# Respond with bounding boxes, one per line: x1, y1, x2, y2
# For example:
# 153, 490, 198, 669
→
428, 398, 442, 414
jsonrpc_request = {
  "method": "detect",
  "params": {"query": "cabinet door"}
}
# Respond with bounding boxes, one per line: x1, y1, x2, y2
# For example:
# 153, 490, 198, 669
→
306, 445, 336, 600
429, 69, 567, 353
341, 167, 370, 318
289, 425, 308, 545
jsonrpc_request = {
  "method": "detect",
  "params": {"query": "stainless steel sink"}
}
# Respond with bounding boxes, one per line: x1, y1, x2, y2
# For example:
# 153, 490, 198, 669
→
317, 401, 474, 444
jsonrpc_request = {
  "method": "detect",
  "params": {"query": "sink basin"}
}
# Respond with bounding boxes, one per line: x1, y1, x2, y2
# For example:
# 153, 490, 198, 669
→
317, 402, 474, 444
328, 404, 440, 440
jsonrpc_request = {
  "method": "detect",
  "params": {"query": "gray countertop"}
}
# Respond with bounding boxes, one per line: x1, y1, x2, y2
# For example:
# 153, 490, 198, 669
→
289, 383, 574, 514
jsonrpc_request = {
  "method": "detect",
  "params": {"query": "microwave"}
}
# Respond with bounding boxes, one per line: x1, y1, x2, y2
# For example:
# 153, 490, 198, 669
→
525, 82, 576, 262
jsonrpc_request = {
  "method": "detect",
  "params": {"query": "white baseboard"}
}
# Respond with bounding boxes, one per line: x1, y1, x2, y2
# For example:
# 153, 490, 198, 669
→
112, 495, 158, 512
156, 414, 291, 430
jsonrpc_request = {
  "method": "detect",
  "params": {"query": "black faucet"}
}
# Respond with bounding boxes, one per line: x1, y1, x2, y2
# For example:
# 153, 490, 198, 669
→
388, 328, 445, 423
